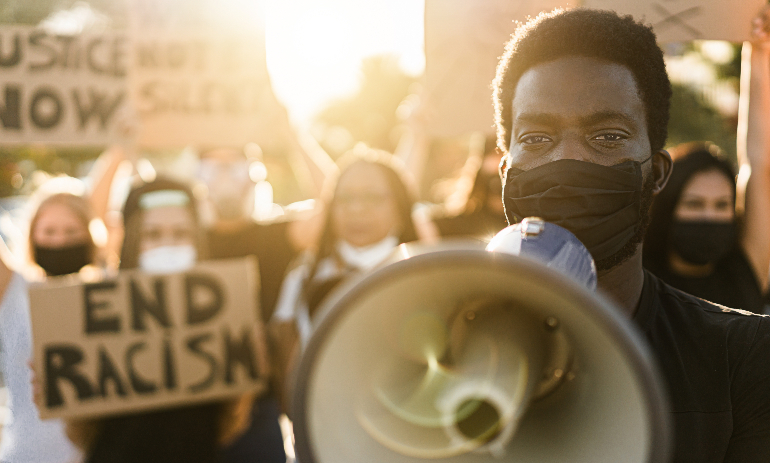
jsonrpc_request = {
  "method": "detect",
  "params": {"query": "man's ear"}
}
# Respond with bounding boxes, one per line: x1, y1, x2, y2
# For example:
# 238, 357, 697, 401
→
651, 149, 673, 195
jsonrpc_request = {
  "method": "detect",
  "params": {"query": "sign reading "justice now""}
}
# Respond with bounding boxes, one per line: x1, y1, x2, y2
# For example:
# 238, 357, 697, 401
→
0, 26, 127, 145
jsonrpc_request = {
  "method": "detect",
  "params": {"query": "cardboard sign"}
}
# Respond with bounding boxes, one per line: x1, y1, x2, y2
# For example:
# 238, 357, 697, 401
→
583, 0, 767, 43
29, 258, 269, 419
423, 0, 568, 138
127, 0, 290, 149
128, 32, 278, 148
0, 26, 127, 145
422, 0, 765, 139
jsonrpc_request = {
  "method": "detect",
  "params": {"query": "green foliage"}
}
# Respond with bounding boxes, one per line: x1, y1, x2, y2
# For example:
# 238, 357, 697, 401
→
667, 83, 737, 165
713, 43, 742, 81
0, 0, 124, 26
314, 55, 416, 157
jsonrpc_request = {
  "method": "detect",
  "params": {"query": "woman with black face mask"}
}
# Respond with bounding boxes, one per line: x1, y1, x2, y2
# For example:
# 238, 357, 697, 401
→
28, 192, 99, 277
643, 143, 766, 313
0, 192, 96, 462
643, 25, 770, 314
0, 234, 82, 463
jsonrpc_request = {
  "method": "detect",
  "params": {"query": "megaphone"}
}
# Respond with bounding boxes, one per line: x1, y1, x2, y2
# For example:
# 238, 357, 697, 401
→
291, 221, 670, 463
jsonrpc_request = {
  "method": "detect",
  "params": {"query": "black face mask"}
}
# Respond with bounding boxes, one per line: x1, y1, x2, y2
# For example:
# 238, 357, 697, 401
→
503, 157, 649, 262
669, 220, 735, 265
34, 243, 91, 276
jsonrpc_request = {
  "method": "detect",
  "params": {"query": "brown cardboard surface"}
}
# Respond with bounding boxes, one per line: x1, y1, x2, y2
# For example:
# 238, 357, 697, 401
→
30, 257, 269, 419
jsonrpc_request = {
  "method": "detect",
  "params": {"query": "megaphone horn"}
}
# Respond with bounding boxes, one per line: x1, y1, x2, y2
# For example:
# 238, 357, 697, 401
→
291, 236, 670, 463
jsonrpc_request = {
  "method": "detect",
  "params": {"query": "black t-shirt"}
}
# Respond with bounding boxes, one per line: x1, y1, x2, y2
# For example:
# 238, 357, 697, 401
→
207, 220, 296, 322
634, 270, 770, 462
645, 250, 765, 314
87, 404, 220, 463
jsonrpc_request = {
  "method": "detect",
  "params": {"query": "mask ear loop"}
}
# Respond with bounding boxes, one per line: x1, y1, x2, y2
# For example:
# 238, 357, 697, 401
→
640, 153, 655, 166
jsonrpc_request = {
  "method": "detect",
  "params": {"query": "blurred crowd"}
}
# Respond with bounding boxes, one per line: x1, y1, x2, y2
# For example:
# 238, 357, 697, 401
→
2, 5, 770, 463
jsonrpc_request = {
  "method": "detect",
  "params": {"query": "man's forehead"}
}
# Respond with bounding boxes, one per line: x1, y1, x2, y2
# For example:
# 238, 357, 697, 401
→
511, 56, 645, 124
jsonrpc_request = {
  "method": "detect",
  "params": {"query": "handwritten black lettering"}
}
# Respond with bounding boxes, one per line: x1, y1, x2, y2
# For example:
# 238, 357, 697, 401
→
45, 344, 96, 408
125, 342, 157, 394
185, 274, 224, 325
83, 281, 120, 334
0, 85, 21, 129
186, 333, 217, 393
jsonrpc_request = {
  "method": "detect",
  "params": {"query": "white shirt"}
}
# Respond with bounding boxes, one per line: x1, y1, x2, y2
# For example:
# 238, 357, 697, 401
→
272, 236, 398, 344
0, 273, 81, 463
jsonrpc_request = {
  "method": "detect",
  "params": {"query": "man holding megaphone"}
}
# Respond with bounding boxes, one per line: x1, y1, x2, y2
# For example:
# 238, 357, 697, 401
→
291, 8, 770, 463
493, 7, 770, 463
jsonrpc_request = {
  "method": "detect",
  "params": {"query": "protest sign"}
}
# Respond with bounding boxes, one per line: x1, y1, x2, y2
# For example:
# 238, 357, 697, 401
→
0, 26, 127, 145
128, 0, 289, 149
423, 0, 568, 138
583, 0, 767, 43
128, 32, 280, 148
30, 257, 269, 419
422, 0, 765, 139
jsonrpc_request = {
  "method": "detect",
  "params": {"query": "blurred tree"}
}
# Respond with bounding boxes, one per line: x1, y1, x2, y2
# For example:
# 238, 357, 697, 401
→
667, 83, 737, 165
666, 41, 742, 164
0, 0, 124, 26
314, 55, 417, 157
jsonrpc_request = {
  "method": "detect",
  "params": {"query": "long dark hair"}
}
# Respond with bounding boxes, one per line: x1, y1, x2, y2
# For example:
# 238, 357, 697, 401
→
119, 177, 205, 270
301, 148, 418, 316
643, 142, 737, 273
314, 147, 418, 262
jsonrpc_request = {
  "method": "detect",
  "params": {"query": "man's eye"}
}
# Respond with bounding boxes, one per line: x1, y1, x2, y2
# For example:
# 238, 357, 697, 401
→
520, 135, 550, 145
593, 133, 625, 142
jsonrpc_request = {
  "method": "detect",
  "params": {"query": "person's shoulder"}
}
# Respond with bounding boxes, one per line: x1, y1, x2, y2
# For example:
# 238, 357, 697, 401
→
652, 273, 767, 338
653, 272, 758, 315
663, 283, 758, 316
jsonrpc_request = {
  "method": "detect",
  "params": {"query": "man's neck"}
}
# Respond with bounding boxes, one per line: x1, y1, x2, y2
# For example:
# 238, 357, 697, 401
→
596, 250, 646, 318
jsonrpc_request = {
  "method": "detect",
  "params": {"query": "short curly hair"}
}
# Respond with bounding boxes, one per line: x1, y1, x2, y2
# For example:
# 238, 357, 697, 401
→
493, 8, 671, 155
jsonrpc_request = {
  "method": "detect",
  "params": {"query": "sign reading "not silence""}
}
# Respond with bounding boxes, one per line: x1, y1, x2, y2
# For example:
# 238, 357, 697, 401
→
29, 258, 269, 420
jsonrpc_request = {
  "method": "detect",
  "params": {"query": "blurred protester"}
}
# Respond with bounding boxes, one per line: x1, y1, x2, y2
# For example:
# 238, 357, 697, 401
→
643, 144, 767, 313
197, 146, 312, 462
28, 192, 100, 278
199, 146, 321, 323
271, 147, 419, 405
643, 13, 770, 314
431, 135, 507, 242
0, 235, 81, 463
27, 145, 128, 277
66, 177, 253, 463
25, 145, 130, 276
0, 146, 128, 462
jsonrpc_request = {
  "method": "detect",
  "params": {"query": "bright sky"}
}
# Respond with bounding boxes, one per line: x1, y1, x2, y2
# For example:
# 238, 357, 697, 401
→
264, 0, 425, 128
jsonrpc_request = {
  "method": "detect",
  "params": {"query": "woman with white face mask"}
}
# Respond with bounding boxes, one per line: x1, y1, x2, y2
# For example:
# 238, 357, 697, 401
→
118, 178, 202, 274
65, 177, 252, 463
270, 147, 420, 407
